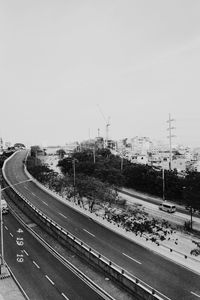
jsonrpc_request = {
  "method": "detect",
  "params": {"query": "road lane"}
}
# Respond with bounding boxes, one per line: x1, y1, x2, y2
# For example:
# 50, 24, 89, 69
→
3, 212, 107, 300
3, 150, 200, 300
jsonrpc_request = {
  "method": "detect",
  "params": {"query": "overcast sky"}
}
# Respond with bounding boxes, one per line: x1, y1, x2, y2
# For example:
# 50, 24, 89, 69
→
1, 0, 200, 147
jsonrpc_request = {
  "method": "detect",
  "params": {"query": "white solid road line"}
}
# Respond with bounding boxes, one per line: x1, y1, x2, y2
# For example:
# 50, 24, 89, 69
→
9, 233, 14, 238
191, 291, 200, 298
33, 261, 40, 269
61, 292, 70, 300
45, 275, 55, 285
122, 253, 142, 265
83, 229, 95, 237
59, 213, 68, 219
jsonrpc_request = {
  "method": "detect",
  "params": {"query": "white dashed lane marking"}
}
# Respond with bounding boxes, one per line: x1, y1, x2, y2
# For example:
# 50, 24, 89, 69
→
122, 253, 142, 265
59, 213, 68, 219
45, 275, 55, 285
42, 201, 49, 206
191, 291, 200, 298
5, 226, 8, 230
9, 233, 14, 238
23, 250, 29, 256
33, 261, 40, 269
83, 229, 95, 237
61, 293, 70, 300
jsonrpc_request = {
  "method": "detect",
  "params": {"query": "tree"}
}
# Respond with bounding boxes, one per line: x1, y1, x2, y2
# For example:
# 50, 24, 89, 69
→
75, 175, 118, 212
183, 171, 200, 230
57, 157, 73, 175
56, 149, 66, 159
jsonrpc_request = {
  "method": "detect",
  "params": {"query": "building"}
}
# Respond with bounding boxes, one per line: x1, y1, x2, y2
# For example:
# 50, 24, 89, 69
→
64, 142, 79, 154
130, 154, 148, 165
130, 136, 152, 155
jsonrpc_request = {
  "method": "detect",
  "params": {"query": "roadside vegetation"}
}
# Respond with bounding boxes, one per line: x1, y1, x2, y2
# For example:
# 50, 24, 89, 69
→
0, 151, 15, 168
28, 147, 200, 213
27, 146, 200, 255
57, 148, 200, 212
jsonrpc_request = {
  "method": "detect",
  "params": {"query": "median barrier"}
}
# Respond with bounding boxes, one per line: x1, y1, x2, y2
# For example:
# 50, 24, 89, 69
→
2, 154, 166, 300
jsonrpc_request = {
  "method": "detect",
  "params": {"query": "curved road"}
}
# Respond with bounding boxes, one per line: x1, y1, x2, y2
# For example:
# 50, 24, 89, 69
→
3, 151, 200, 300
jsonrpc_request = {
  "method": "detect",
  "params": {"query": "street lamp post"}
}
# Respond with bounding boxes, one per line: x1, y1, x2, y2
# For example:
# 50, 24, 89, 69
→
0, 179, 32, 274
0, 188, 4, 273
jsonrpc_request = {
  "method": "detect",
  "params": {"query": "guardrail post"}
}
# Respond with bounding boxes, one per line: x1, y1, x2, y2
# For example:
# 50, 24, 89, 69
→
109, 261, 112, 266
135, 278, 139, 284
152, 289, 155, 295
121, 270, 124, 274
98, 254, 101, 259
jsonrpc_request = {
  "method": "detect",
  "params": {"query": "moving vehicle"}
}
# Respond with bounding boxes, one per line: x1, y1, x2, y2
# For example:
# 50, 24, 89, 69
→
159, 202, 176, 213
1, 199, 9, 214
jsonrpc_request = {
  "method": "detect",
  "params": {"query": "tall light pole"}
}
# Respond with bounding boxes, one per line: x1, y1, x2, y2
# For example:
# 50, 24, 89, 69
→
0, 179, 32, 274
0, 188, 4, 274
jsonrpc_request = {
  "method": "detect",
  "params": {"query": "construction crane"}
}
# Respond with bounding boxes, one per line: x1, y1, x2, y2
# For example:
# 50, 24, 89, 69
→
97, 104, 111, 148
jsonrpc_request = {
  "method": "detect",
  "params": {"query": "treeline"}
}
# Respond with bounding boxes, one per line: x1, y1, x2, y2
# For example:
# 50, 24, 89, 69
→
27, 154, 120, 212
57, 149, 200, 210
0, 151, 16, 168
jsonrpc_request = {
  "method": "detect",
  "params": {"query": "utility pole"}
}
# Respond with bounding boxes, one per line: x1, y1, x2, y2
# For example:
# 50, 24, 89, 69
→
93, 143, 96, 164
167, 113, 175, 171
162, 167, 165, 201
72, 159, 76, 202
88, 128, 91, 140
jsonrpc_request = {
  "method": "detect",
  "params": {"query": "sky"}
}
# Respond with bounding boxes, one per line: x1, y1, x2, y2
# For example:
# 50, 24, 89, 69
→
1, 0, 200, 148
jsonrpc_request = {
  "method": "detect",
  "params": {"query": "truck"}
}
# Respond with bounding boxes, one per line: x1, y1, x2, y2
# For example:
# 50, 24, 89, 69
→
1, 199, 9, 214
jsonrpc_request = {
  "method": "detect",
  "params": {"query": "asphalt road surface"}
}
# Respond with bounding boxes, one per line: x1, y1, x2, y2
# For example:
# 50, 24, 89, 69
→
3, 151, 200, 300
2, 211, 108, 300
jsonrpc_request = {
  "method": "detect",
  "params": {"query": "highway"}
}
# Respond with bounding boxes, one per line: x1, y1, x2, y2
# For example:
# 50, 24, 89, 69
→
3, 210, 108, 300
3, 150, 200, 300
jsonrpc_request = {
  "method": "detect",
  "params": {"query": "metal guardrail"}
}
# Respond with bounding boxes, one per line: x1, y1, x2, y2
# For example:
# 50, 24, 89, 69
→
2, 152, 171, 300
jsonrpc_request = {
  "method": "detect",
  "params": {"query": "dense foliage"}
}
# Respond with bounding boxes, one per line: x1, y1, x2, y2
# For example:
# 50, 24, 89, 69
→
27, 154, 119, 212
0, 151, 15, 168
58, 149, 200, 210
